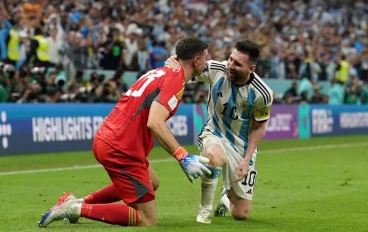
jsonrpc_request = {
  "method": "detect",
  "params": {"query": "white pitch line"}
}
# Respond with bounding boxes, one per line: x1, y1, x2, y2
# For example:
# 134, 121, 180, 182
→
0, 142, 367, 176
260, 142, 368, 154
0, 158, 173, 176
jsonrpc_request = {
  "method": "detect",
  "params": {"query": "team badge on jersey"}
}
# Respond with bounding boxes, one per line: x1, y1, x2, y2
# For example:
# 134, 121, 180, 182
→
168, 95, 178, 110
241, 101, 249, 111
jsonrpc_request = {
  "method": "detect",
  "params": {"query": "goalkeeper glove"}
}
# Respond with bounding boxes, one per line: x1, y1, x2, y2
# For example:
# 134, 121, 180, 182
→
172, 147, 211, 183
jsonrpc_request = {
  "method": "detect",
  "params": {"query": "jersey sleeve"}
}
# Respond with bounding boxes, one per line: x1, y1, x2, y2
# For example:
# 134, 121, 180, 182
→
192, 60, 227, 84
154, 72, 185, 114
253, 80, 274, 122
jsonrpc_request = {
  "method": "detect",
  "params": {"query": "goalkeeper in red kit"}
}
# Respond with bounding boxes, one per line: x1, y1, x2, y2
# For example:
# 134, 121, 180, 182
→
38, 37, 211, 227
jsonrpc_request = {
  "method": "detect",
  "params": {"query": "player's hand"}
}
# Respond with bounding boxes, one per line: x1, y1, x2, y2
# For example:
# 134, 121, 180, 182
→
179, 154, 211, 183
234, 159, 249, 183
164, 55, 181, 71
172, 147, 211, 183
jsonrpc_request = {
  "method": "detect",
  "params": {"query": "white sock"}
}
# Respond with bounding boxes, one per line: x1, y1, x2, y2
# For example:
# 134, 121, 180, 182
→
77, 198, 85, 204
220, 192, 231, 211
73, 203, 82, 216
200, 176, 218, 210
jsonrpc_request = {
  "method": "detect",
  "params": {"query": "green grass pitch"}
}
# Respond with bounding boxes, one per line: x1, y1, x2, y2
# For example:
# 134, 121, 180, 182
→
0, 135, 367, 232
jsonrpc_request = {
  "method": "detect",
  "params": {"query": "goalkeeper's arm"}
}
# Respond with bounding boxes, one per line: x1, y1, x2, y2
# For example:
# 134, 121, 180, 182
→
147, 101, 182, 155
147, 101, 210, 183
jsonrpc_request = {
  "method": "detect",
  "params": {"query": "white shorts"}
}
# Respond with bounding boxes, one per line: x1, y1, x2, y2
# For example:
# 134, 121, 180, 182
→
198, 130, 257, 201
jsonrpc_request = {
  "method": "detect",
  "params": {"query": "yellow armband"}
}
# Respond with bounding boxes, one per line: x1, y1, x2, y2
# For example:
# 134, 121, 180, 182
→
254, 107, 271, 122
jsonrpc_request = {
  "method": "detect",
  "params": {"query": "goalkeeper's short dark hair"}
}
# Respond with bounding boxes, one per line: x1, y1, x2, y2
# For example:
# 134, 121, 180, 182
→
235, 40, 260, 65
176, 37, 209, 61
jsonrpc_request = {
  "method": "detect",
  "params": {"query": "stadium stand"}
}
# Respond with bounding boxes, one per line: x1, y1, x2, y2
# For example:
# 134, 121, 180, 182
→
0, 0, 367, 104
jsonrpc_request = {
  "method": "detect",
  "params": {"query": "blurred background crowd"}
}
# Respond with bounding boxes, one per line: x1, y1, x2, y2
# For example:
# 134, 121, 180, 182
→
0, 0, 367, 105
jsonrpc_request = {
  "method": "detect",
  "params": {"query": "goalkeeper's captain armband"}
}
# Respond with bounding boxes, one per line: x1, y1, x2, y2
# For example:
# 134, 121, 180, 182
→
172, 147, 188, 161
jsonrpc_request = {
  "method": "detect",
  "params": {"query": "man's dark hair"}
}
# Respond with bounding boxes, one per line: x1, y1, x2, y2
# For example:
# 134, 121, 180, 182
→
235, 40, 260, 64
176, 37, 208, 61
34, 27, 43, 36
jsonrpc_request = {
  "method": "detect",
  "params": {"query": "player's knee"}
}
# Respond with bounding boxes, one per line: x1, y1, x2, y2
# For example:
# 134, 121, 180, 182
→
151, 178, 159, 191
149, 167, 160, 191
204, 149, 226, 167
203, 165, 222, 179
137, 213, 157, 226
142, 218, 157, 226
231, 209, 250, 221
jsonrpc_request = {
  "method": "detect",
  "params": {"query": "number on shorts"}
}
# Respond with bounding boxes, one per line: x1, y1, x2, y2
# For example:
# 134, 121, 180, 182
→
241, 171, 257, 187
125, 70, 166, 97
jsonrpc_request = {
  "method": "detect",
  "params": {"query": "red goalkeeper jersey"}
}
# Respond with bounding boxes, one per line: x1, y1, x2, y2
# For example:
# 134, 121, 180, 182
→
96, 68, 185, 160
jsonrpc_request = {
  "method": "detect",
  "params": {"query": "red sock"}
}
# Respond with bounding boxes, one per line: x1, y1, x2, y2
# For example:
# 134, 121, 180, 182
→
81, 203, 138, 226
83, 184, 121, 204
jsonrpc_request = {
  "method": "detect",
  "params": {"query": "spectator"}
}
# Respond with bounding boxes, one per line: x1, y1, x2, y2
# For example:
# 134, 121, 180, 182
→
356, 49, 368, 82
285, 51, 301, 79
108, 68, 128, 95
335, 54, 350, 85
360, 85, 368, 104
123, 23, 142, 70
328, 79, 344, 105
68, 31, 88, 71
298, 76, 314, 100
298, 50, 322, 82
135, 39, 151, 73
99, 29, 125, 71
46, 26, 63, 66
283, 82, 298, 102
44, 13, 64, 42
94, 81, 121, 103
151, 41, 167, 69
0, 0, 367, 105
4, 14, 22, 66
24, 27, 51, 69
310, 88, 324, 104
344, 76, 363, 104
283, 94, 294, 104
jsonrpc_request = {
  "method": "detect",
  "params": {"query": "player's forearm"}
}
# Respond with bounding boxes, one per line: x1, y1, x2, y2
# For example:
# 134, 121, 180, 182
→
244, 121, 266, 161
148, 122, 181, 155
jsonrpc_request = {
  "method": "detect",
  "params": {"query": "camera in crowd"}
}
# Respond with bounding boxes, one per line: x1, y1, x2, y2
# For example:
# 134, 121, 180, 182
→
30, 67, 46, 80
0, 62, 16, 79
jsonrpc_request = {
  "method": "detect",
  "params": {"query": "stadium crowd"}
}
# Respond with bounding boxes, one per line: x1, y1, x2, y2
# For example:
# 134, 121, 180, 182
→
0, 0, 367, 104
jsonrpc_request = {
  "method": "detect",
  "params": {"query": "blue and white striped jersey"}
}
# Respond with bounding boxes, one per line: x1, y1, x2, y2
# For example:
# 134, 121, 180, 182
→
195, 60, 273, 155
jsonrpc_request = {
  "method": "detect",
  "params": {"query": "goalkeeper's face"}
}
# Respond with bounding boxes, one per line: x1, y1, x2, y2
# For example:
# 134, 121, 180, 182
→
192, 49, 209, 76
227, 50, 255, 85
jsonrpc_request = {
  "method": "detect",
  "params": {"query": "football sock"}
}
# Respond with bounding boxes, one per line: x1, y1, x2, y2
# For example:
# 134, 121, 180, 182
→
80, 203, 138, 226
220, 191, 231, 211
82, 184, 121, 204
200, 166, 222, 209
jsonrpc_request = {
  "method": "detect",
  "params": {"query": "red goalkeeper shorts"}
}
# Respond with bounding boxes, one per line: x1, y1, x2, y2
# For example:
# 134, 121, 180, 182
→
92, 138, 155, 205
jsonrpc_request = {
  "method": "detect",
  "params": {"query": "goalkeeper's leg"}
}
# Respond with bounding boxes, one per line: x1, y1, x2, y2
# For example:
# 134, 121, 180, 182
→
78, 166, 159, 204
196, 143, 227, 224
68, 167, 159, 224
